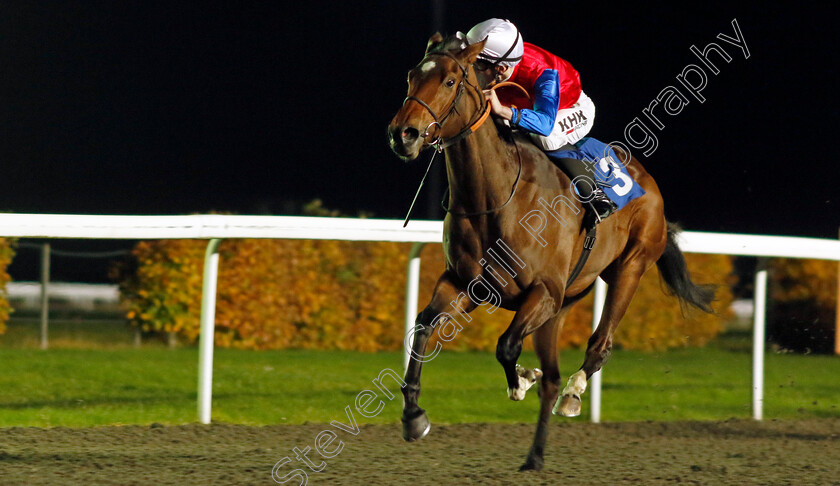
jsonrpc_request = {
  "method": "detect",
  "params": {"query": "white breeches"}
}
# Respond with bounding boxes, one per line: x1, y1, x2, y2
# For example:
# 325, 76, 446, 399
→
531, 91, 596, 151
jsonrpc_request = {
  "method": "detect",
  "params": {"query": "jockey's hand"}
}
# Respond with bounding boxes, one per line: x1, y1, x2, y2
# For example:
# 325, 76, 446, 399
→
483, 89, 512, 121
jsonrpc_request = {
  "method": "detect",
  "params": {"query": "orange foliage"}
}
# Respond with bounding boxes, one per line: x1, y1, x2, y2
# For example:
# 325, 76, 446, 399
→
770, 258, 837, 309
121, 238, 414, 350
119, 239, 205, 339
0, 238, 15, 334
121, 235, 732, 352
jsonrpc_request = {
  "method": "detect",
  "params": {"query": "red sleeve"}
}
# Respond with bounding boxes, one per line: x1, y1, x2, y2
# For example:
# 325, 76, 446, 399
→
555, 58, 581, 109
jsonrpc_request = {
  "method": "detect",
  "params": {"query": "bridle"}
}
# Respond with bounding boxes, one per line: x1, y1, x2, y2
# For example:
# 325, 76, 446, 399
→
400, 44, 526, 223
402, 49, 491, 152
399, 37, 598, 288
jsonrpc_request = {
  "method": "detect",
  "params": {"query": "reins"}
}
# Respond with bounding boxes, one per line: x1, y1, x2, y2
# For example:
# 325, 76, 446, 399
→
401, 51, 531, 225
402, 50, 488, 152
398, 44, 597, 289
439, 138, 523, 217
438, 81, 530, 217
478, 79, 596, 288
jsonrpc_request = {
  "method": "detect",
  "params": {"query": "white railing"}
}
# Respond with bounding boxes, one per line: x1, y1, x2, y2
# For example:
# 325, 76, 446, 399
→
0, 213, 442, 241
0, 213, 837, 424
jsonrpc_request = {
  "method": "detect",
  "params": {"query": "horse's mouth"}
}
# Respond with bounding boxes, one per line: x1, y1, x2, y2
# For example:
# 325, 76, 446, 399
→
390, 140, 421, 162
388, 127, 423, 161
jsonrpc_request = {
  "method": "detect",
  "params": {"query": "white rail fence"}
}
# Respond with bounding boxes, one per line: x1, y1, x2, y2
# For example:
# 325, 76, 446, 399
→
1, 214, 838, 424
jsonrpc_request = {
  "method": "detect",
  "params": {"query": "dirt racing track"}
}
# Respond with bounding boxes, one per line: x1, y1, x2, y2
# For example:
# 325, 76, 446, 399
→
1, 418, 839, 485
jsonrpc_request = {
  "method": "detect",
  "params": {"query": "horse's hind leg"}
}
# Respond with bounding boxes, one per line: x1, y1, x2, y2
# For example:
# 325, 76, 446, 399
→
520, 309, 568, 471
496, 282, 557, 401
402, 270, 475, 441
556, 255, 648, 417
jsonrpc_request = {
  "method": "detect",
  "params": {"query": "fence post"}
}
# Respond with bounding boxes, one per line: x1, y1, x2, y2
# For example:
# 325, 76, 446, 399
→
40, 243, 50, 350
404, 242, 426, 372
753, 257, 768, 420
198, 238, 223, 424
590, 277, 607, 423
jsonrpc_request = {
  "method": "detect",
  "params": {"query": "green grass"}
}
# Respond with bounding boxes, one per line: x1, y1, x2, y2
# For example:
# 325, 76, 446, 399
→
0, 317, 155, 349
0, 343, 838, 427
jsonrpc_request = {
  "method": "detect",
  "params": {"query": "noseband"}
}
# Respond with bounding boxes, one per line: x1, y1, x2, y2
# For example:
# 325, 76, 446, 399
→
402, 50, 490, 152
400, 47, 527, 223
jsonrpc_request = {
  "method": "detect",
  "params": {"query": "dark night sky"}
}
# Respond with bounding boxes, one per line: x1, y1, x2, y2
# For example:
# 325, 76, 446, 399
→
1, 2, 838, 280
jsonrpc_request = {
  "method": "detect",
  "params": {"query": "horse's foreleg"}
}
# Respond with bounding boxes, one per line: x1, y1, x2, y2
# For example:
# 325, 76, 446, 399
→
520, 309, 567, 471
496, 281, 557, 401
402, 270, 474, 441
555, 257, 647, 417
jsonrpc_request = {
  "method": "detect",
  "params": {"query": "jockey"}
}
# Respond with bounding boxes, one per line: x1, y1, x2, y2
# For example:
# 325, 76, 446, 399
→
465, 18, 617, 222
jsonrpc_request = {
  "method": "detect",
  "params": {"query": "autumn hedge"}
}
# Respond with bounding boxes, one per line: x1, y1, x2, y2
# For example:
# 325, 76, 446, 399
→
119, 236, 733, 352
0, 238, 15, 334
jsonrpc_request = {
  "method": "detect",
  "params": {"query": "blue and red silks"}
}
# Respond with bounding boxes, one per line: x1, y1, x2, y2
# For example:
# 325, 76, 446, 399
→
546, 137, 646, 210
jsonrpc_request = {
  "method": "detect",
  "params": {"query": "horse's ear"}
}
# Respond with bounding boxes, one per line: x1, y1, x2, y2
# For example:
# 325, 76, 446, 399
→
426, 32, 444, 53
461, 38, 487, 64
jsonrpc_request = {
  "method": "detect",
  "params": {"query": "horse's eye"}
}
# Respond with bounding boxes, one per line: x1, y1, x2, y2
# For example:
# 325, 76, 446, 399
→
445, 79, 456, 88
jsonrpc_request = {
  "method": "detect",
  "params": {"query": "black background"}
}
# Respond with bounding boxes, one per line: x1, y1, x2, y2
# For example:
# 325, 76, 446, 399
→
1, 2, 837, 282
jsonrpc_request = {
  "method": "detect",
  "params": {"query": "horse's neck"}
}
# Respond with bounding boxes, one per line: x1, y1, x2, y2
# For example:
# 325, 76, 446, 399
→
443, 123, 514, 214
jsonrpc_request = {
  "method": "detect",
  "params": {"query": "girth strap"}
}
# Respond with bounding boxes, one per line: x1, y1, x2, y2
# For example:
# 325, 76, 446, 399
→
566, 222, 597, 289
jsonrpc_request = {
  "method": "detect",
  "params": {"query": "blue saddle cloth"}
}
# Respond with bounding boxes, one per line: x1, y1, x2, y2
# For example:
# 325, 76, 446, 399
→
546, 137, 646, 211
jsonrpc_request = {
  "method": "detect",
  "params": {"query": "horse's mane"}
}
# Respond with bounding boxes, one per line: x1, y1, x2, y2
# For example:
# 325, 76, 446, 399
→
494, 117, 542, 154
493, 118, 571, 186
493, 118, 518, 144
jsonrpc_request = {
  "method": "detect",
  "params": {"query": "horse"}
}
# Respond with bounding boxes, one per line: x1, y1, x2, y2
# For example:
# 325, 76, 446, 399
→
387, 33, 715, 471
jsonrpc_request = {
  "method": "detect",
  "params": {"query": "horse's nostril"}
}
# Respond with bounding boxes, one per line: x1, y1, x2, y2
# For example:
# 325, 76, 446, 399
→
402, 127, 420, 143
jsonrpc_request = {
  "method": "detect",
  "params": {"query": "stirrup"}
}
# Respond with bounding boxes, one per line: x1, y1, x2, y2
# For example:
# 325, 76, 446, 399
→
588, 188, 618, 224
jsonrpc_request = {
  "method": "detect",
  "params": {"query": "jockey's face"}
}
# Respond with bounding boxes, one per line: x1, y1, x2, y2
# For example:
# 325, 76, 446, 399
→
473, 59, 495, 87
473, 60, 509, 88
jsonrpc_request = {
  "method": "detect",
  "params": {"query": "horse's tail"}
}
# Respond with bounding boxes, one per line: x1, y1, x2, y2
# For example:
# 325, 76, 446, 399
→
655, 222, 716, 314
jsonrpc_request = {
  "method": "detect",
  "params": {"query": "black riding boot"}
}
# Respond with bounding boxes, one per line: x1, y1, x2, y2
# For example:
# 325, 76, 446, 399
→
589, 187, 619, 223
550, 157, 617, 224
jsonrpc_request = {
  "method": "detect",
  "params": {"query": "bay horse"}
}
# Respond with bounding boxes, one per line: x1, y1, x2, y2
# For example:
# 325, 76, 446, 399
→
387, 33, 714, 471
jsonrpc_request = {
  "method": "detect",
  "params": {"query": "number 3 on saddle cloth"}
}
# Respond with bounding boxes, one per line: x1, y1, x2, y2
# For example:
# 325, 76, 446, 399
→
546, 137, 646, 211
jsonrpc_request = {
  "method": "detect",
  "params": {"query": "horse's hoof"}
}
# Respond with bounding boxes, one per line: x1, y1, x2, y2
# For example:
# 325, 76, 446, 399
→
509, 365, 542, 400
519, 456, 544, 471
508, 386, 526, 401
554, 394, 581, 417
401, 409, 431, 442
516, 364, 542, 382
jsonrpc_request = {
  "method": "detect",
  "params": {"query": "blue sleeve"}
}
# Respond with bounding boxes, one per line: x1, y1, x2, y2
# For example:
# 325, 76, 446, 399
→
510, 69, 560, 137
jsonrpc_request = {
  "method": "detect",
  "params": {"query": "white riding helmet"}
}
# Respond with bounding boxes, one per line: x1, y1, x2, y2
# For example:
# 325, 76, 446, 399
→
466, 18, 524, 68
